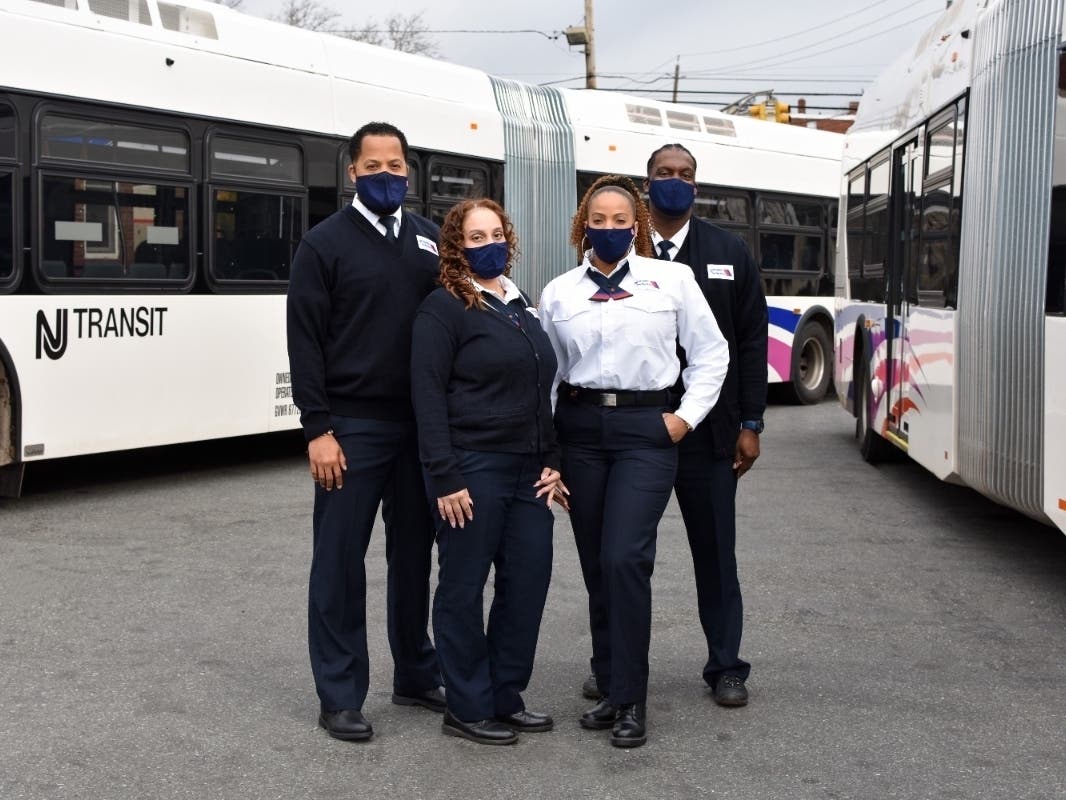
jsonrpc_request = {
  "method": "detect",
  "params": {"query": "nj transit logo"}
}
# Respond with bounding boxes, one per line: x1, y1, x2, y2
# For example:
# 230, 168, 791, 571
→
35, 306, 169, 360
36, 309, 68, 360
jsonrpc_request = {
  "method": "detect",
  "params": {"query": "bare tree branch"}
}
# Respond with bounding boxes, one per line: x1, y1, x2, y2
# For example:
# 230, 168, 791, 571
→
272, 0, 340, 32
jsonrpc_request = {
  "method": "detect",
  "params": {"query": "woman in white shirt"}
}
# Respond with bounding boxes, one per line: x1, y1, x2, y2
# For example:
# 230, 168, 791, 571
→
538, 175, 730, 748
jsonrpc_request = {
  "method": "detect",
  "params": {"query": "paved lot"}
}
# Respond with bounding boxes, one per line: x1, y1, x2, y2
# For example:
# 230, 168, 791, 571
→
1, 400, 1064, 800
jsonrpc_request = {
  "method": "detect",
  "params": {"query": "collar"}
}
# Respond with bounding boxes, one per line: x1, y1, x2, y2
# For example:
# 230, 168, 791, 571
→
652, 219, 690, 256
471, 274, 523, 304
581, 247, 636, 279
352, 195, 404, 233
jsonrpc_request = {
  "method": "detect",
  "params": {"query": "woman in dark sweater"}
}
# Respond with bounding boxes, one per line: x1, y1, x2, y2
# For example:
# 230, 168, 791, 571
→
411, 199, 566, 746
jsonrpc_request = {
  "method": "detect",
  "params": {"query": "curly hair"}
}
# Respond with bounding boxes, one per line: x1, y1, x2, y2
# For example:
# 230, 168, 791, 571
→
438, 198, 520, 309
568, 174, 654, 264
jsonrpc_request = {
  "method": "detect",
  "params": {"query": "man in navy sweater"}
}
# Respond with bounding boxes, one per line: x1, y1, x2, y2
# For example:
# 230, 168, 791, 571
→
287, 122, 444, 741
647, 143, 767, 707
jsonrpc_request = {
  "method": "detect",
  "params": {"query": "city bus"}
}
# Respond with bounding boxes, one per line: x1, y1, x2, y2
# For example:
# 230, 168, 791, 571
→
833, 0, 1066, 534
0, 0, 842, 495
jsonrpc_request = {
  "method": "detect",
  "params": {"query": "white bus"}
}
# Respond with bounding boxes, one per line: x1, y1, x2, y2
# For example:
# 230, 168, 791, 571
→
0, 0, 842, 495
834, 0, 1066, 534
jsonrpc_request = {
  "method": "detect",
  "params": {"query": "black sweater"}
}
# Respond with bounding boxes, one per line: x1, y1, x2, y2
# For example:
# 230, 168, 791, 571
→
287, 206, 440, 441
673, 216, 768, 458
411, 287, 561, 497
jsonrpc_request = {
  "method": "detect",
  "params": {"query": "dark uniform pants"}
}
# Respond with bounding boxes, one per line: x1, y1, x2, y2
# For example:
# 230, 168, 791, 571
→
432, 450, 553, 722
557, 400, 678, 706
673, 441, 751, 686
308, 416, 440, 712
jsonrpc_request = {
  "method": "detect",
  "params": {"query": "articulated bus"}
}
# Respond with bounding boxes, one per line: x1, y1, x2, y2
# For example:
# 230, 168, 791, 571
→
834, 0, 1066, 534
0, 0, 842, 495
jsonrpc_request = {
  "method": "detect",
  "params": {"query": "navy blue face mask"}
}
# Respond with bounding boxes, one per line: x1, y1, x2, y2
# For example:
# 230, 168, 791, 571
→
464, 241, 509, 279
585, 226, 635, 264
648, 178, 696, 217
355, 171, 409, 215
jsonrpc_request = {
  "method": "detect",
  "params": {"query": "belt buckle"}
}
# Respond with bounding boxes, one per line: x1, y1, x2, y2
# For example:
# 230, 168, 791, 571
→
600, 392, 618, 407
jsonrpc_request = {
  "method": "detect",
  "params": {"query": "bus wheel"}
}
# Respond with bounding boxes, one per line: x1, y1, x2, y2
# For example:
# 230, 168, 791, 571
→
785, 320, 832, 404
855, 354, 893, 464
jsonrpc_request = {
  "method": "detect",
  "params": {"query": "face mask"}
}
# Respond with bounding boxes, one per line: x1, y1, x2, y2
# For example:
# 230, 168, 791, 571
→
585, 226, 635, 264
464, 241, 509, 279
648, 178, 696, 217
355, 171, 409, 215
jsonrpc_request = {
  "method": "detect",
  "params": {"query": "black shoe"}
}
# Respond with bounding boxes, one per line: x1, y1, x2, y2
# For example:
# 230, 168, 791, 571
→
581, 672, 602, 700
495, 709, 554, 732
610, 703, 646, 748
712, 675, 749, 707
392, 686, 446, 713
579, 698, 618, 730
318, 709, 373, 741
442, 711, 518, 745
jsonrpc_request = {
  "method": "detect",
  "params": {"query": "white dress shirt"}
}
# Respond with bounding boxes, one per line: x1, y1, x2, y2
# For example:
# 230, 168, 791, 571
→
538, 250, 730, 429
471, 274, 523, 304
651, 220, 690, 262
352, 194, 404, 237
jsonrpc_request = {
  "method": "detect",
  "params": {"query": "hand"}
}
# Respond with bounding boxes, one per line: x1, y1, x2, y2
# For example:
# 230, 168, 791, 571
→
308, 432, 346, 490
733, 429, 761, 477
662, 412, 690, 444
437, 489, 474, 529
534, 467, 570, 511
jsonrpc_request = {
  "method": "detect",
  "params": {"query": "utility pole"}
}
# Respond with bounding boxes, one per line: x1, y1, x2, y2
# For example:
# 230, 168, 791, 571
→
583, 0, 596, 89
672, 56, 680, 103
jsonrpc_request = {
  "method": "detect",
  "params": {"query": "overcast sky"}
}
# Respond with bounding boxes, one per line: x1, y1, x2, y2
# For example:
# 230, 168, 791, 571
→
236, 0, 951, 115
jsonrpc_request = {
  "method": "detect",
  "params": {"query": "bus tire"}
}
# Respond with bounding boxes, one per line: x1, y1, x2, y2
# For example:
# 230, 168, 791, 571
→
854, 353, 894, 464
784, 320, 832, 405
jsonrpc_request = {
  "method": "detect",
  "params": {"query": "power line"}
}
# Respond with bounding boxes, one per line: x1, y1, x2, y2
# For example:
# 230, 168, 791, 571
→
678, 0, 901, 58
686, 0, 935, 74
320, 28, 563, 40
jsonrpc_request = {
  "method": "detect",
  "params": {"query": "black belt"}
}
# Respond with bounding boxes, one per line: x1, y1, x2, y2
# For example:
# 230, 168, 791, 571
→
559, 382, 673, 408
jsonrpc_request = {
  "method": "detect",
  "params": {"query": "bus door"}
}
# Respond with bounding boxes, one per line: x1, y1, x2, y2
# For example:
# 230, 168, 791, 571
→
884, 138, 920, 445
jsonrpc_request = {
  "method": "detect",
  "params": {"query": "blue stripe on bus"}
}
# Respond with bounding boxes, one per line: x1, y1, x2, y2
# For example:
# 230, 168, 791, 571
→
768, 306, 800, 334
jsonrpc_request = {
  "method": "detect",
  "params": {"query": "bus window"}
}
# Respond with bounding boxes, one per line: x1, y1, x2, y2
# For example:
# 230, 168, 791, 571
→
1049, 186, 1066, 314
0, 171, 12, 283
758, 198, 823, 228
39, 176, 190, 281
428, 158, 487, 204
211, 137, 301, 185
697, 191, 749, 224
0, 102, 14, 158
40, 115, 189, 173
917, 183, 951, 303
211, 189, 302, 282
846, 169, 865, 276
209, 136, 304, 284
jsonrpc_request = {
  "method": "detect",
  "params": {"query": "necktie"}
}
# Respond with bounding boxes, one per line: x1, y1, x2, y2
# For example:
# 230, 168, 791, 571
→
380, 215, 397, 243
657, 240, 674, 260
587, 262, 633, 302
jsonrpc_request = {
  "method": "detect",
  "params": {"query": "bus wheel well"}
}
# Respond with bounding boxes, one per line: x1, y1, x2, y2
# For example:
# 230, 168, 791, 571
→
782, 311, 834, 405
0, 342, 24, 498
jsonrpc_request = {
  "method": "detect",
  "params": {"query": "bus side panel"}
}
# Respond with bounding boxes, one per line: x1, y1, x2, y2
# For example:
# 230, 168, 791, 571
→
1044, 316, 1066, 533
898, 307, 959, 482
6, 296, 299, 463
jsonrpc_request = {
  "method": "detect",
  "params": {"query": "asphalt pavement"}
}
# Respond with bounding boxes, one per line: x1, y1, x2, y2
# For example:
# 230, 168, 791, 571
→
1, 400, 1063, 800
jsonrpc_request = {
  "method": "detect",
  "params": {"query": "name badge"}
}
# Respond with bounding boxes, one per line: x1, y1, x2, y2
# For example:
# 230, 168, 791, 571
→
416, 235, 439, 255
633, 279, 660, 289
707, 264, 735, 280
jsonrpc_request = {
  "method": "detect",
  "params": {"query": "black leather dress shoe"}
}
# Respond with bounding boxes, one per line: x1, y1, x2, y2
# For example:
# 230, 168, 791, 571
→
579, 698, 618, 730
442, 711, 518, 745
610, 703, 646, 748
495, 709, 554, 732
581, 672, 603, 700
318, 709, 373, 741
712, 675, 749, 707
392, 686, 446, 713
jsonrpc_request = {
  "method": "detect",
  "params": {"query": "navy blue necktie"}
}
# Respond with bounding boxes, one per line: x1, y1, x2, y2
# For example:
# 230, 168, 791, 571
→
380, 215, 397, 243
587, 262, 633, 302
657, 240, 674, 260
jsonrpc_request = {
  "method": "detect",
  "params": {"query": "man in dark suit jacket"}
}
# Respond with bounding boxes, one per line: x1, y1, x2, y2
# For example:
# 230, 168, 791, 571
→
583, 142, 767, 707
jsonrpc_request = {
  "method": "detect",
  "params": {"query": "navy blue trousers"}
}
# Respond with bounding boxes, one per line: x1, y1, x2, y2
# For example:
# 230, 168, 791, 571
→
556, 400, 678, 706
674, 442, 751, 686
308, 416, 440, 712
432, 450, 553, 722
